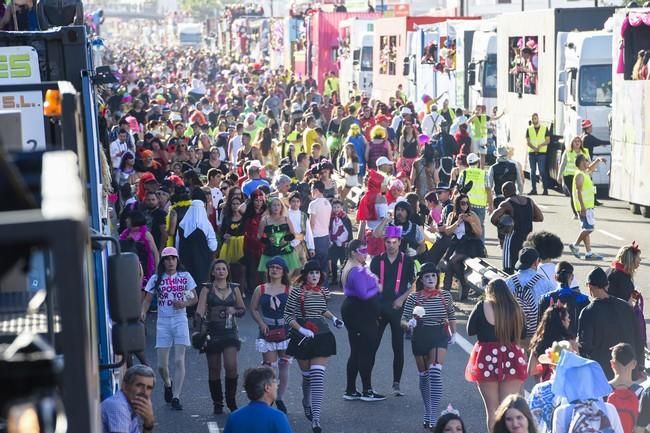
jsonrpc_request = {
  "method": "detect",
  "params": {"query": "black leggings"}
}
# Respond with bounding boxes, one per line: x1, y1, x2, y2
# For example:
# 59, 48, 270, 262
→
341, 297, 380, 393
564, 175, 577, 217
376, 305, 404, 384
442, 253, 469, 298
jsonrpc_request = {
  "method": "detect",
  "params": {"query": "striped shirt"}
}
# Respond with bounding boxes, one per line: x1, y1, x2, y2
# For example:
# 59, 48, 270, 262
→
508, 275, 539, 337
284, 286, 328, 324
401, 290, 456, 326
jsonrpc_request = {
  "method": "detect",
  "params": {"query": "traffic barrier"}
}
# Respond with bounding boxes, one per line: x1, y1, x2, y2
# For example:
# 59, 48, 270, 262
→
463, 257, 510, 293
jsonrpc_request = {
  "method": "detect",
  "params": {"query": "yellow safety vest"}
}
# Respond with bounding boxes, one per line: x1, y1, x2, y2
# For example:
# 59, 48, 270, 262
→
527, 125, 548, 153
464, 167, 488, 207
572, 169, 595, 211
563, 149, 590, 177
471, 114, 488, 140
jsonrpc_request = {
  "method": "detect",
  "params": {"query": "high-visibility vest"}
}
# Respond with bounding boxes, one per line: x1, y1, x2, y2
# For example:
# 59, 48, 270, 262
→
471, 114, 488, 140
572, 169, 595, 211
563, 148, 590, 177
464, 167, 488, 207
527, 125, 548, 153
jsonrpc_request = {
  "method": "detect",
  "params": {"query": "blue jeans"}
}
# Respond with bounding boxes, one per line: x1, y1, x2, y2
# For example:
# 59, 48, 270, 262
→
528, 152, 548, 192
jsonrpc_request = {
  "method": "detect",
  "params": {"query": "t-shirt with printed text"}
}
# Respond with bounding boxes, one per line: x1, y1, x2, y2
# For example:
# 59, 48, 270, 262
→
145, 271, 197, 317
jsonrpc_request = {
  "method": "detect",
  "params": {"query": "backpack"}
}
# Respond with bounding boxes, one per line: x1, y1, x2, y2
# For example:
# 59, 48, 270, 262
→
567, 400, 616, 433
607, 387, 639, 433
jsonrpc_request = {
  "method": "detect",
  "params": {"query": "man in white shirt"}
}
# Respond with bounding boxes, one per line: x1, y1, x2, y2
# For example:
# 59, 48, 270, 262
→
110, 129, 130, 169
229, 123, 244, 165
449, 108, 468, 136
308, 181, 332, 282
421, 105, 443, 138
288, 191, 315, 266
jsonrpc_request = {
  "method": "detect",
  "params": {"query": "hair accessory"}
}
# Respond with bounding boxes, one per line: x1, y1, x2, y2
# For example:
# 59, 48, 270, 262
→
440, 404, 460, 416
631, 241, 641, 254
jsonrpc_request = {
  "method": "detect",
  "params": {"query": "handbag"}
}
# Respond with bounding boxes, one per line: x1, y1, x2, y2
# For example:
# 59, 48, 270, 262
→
265, 326, 288, 342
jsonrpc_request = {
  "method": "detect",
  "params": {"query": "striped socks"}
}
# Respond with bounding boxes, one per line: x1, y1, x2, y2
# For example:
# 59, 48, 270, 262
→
302, 370, 312, 420
428, 364, 443, 425
310, 365, 326, 426
419, 371, 430, 425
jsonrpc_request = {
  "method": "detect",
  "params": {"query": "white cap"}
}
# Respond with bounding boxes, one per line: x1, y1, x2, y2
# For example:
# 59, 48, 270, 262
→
400, 106, 412, 115
467, 153, 480, 165
376, 156, 394, 167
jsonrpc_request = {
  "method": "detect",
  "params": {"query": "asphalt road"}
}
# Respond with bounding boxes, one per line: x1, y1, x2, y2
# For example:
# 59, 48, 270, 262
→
143, 187, 650, 433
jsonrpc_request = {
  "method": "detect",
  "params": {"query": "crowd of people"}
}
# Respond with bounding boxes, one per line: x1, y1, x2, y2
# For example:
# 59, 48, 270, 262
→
98, 32, 647, 433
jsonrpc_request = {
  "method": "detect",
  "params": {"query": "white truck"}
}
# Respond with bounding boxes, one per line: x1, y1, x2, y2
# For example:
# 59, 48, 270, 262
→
609, 9, 650, 217
338, 18, 375, 104
557, 29, 612, 193
465, 21, 497, 113
178, 22, 204, 47
496, 7, 615, 185
406, 19, 482, 113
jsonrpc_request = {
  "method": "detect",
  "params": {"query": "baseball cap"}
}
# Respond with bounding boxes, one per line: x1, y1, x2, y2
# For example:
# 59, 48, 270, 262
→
161, 247, 178, 258
586, 267, 608, 288
515, 247, 539, 270
467, 153, 480, 165
376, 156, 394, 167
581, 119, 592, 129
400, 106, 412, 115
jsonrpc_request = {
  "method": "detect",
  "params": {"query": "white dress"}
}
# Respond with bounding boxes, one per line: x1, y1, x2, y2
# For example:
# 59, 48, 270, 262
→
342, 159, 359, 187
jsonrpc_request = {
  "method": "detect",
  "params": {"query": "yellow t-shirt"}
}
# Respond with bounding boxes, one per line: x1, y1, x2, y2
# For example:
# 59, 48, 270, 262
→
303, 128, 319, 155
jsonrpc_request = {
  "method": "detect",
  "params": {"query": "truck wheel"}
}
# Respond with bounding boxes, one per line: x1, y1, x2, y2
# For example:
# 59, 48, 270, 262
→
630, 203, 641, 215
642, 206, 650, 218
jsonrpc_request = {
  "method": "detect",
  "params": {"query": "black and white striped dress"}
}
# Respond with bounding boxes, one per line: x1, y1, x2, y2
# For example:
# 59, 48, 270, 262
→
402, 289, 456, 356
284, 286, 337, 360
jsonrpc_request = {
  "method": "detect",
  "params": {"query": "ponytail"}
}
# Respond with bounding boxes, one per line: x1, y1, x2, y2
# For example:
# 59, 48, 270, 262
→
555, 261, 574, 288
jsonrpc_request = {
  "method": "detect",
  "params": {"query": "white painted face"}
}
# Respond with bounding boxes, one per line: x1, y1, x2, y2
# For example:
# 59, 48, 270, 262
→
307, 270, 321, 285
421, 272, 437, 289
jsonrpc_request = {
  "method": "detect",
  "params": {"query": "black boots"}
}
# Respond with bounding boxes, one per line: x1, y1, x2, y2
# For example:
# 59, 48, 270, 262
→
209, 380, 223, 415
225, 376, 238, 412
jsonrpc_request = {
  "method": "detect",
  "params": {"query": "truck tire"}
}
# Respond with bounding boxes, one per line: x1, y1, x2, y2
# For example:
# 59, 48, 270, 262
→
630, 203, 641, 215
642, 206, 650, 218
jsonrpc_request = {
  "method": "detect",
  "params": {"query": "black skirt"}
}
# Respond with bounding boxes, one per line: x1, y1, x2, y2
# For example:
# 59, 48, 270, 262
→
411, 324, 448, 356
286, 331, 337, 360
206, 327, 241, 354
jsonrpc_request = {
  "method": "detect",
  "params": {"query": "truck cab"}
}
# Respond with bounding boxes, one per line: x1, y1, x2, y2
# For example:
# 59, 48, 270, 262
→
466, 22, 497, 113
557, 30, 612, 192
178, 22, 204, 47
338, 18, 375, 104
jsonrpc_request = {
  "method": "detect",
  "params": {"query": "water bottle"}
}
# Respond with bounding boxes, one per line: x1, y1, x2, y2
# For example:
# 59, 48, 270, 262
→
225, 313, 233, 329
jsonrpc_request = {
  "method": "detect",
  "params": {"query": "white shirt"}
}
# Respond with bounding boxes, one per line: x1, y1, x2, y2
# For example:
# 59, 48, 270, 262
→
110, 139, 129, 169
145, 271, 197, 317
450, 115, 468, 136
288, 208, 314, 250
308, 197, 332, 238
421, 111, 443, 137
229, 135, 242, 164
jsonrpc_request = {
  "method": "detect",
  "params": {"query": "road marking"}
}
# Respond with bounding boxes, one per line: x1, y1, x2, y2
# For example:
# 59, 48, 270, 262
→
207, 421, 220, 433
598, 229, 624, 241
455, 332, 475, 355
537, 204, 548, 210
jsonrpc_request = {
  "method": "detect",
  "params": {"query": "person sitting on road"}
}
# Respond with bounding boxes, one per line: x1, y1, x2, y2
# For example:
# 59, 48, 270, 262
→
223, 366, 292, 433
101, 365, 156, 433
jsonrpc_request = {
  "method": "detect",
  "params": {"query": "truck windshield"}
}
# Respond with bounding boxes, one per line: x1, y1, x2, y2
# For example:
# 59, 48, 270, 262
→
180, 33, 202, 44
361, 46, 373, 72
579, 65, 611, 106
483, 56, 497, 98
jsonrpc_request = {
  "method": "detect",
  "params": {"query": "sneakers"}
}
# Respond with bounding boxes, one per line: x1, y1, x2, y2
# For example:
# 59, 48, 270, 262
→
361, 390, 386, 402
542, 189, 549, 196
569, 244, 581, 259
528, 190, 538, 196
392, 382, 404, 397
164, 384, 173, 403
171, 397, 183, 410
343, 390, 362, 401
275, 399, 287, 414
585, 252, 603, 261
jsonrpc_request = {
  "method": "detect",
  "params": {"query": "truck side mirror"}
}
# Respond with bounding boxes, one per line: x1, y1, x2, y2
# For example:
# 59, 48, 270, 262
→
558, 70, 568, 83
108, 253, 141, 321
467, 62, 476, 85
558, 84, 567, 104
353, 49, 360, 65
403, 56, 410, 76
107, 252, 145, 355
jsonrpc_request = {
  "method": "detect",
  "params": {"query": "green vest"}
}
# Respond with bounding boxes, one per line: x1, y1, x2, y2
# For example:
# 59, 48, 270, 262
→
464, 167, 488, 207
471, 114, 488, 139
563, 148, 590, 176
527, 125, 548, 153
572, 169, 595, 211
